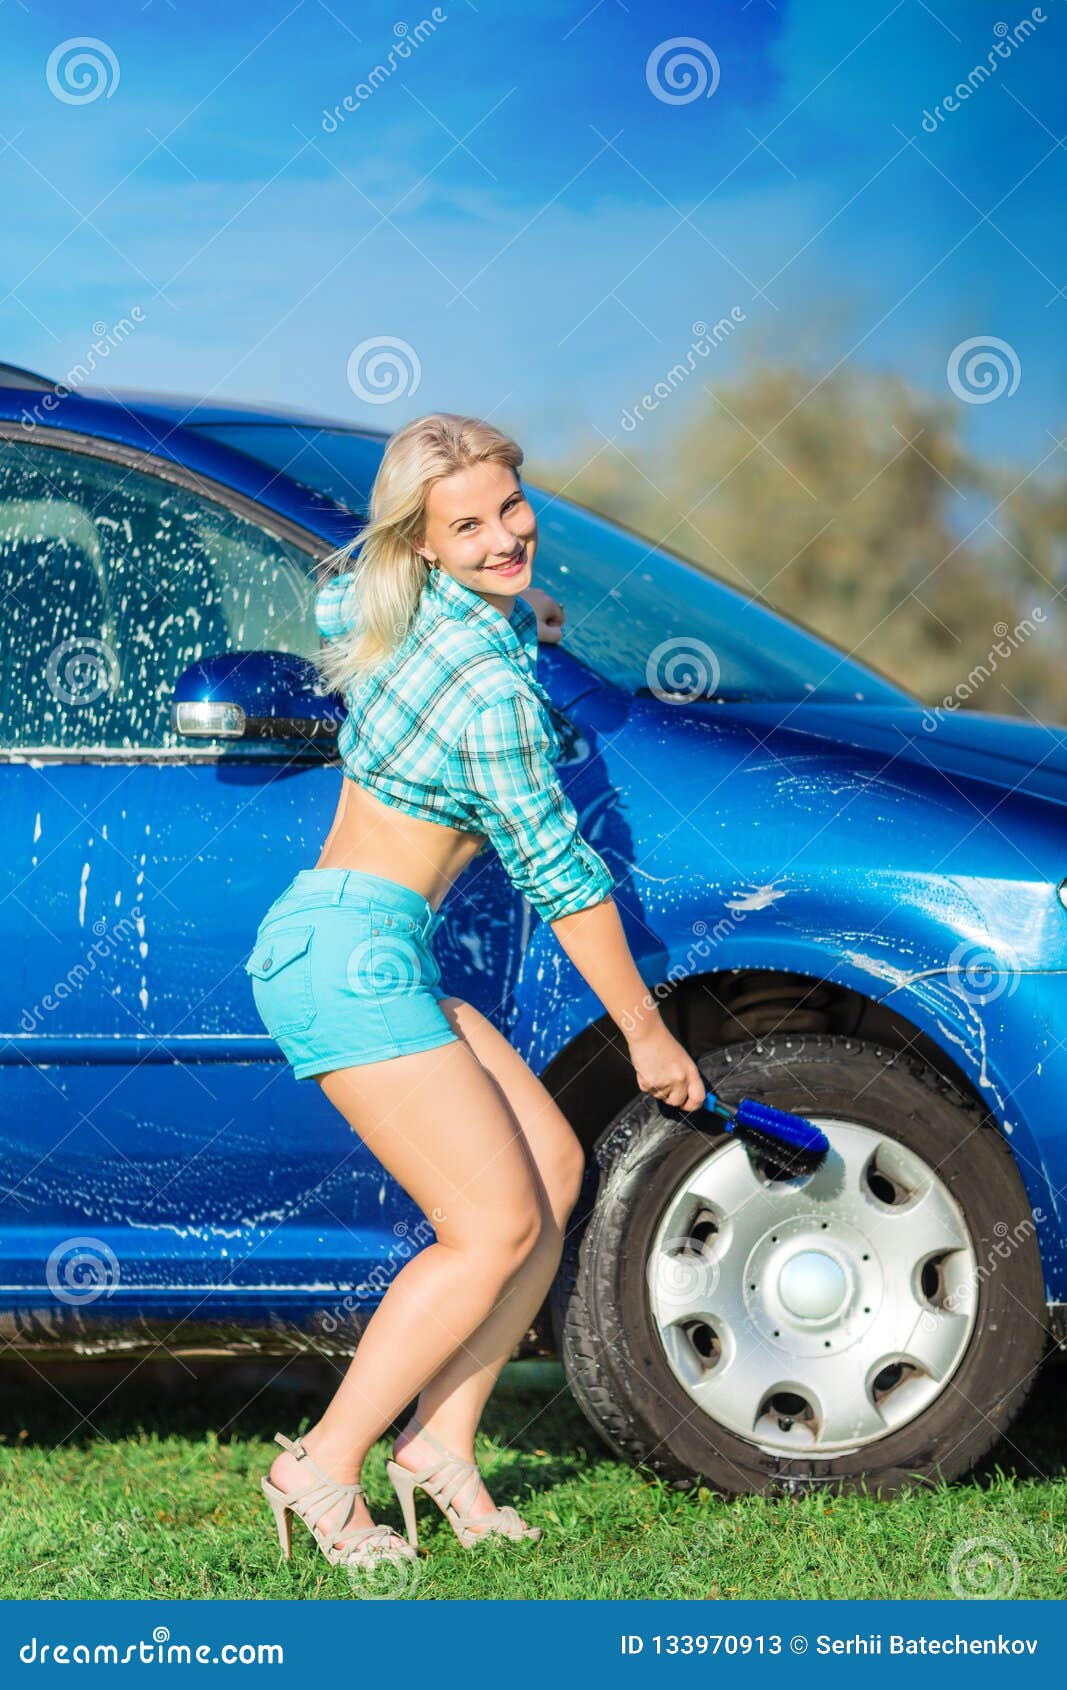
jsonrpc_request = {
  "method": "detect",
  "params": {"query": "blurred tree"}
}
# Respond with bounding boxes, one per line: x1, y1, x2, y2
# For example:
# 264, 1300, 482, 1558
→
532, 362, 1066, 724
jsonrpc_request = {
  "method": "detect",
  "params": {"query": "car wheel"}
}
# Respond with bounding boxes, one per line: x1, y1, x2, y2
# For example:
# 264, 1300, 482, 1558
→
553, 1033, 1048, 1496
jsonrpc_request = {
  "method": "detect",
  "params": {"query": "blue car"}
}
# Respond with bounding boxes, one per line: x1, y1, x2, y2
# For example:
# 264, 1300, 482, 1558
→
1, 363, 1062, 1497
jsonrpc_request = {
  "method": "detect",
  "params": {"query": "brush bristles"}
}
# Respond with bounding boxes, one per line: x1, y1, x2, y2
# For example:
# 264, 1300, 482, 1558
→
734, 1097, 829, 1155
695, 1091, 831, 1175
732, 1121, 827, 1176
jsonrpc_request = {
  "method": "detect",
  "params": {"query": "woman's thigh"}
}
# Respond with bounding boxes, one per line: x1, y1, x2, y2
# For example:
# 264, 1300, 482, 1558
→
434, 996, 585, 1224
314, 1031, 542, 1252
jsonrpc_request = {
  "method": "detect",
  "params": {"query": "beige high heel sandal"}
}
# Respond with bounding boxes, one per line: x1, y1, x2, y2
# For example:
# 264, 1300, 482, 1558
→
385, 1417, 542, 1549
261, 1432, 417, 1570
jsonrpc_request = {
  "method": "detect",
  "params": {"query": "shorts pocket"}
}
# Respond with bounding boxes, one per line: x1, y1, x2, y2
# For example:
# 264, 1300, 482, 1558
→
244, 922, 317, 1035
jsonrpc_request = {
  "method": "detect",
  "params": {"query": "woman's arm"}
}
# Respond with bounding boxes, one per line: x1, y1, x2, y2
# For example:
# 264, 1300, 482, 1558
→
441, 690, 705, 1111
550, 898, 705, 1111
441, 690, 613, 923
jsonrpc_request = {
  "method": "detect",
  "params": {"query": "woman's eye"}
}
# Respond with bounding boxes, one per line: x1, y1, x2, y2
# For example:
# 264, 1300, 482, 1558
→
459, 497, 521, 534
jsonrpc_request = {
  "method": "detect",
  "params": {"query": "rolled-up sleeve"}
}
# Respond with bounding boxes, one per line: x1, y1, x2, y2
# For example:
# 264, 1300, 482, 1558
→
443, 690, 615, 922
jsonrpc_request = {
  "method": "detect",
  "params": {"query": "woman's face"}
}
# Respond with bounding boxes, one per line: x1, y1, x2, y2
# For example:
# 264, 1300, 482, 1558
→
413, 460, 537, 610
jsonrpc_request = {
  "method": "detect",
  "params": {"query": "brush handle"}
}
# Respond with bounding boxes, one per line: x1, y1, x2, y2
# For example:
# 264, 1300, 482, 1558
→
701, 1090, 736, 1128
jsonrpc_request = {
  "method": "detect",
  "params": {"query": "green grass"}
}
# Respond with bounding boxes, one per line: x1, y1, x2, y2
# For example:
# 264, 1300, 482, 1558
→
1, 1355, 1064, 1600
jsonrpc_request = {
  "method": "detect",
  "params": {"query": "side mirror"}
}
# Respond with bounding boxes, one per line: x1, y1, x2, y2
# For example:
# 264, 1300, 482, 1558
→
169, 651, 345, 743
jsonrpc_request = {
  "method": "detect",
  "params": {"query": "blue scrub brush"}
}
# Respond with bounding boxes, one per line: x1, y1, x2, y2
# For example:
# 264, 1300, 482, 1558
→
698, 1091, 829, 1177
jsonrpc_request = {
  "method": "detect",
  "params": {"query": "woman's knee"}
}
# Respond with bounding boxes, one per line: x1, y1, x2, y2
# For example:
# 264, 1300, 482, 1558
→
519, 1135, 586, 1244
539, 1132, 586, 1221
501, 1204, 550, 1274
443, 1198, 543, 1281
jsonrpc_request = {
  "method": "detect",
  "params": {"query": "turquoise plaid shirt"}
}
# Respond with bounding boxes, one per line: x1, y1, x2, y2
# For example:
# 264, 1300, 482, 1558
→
314, 562, 615, 922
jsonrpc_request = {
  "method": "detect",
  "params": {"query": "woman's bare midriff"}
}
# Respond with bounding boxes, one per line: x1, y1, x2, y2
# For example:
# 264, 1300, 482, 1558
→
312, 774, 487, 913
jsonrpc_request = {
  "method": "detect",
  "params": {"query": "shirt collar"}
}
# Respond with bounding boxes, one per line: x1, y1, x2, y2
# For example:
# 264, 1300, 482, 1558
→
421, 564, 540, 673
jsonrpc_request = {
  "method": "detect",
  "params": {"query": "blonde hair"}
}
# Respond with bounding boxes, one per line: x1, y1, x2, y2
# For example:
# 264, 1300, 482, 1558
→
311, 411, 524, 696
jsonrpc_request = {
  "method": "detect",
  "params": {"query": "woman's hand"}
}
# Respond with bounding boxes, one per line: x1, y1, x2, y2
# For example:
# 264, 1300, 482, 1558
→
520, 586, 565, 644
627, 1020, 706, 1112
548, 901, 704, 1111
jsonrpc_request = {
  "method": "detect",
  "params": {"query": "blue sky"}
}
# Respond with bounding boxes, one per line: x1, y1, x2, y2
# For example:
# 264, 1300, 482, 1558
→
2, 0, 1065, 474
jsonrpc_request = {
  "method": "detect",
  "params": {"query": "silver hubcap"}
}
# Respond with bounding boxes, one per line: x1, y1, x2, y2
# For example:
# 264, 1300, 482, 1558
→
778, 1250, 847, 1319
646, 1119, 978, 1455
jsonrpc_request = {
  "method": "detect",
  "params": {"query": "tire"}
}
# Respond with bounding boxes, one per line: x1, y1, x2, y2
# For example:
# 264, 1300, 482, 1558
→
553, 1034, 1048, 1496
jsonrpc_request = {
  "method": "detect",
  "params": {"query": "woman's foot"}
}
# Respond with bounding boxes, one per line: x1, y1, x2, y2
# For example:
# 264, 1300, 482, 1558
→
391, 1418, 538, 1541
268, 1432, 381, 1555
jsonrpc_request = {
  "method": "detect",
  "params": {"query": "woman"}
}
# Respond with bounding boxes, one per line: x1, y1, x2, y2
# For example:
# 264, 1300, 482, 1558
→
250, 413, 705, 1571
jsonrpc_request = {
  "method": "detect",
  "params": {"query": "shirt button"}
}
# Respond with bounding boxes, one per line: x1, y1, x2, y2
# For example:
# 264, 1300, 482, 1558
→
262, 955, 273, 970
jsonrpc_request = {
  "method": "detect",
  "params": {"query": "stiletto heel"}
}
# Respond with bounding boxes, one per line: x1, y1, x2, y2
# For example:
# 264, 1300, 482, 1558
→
385, 1459, 420, 1548
387, 1417, 542, 1548
260, 1478, 293, 1558
260, 1431, 417, 1570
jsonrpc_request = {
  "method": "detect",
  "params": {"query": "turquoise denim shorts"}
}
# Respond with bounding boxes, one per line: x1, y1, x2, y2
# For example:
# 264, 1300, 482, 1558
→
243, 868, 460, 1081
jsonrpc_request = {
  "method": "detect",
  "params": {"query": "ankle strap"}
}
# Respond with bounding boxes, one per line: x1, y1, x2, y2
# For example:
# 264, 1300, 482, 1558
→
274, 1431, 364, 1496
404, 1415, 474, 1468
274, 1431, 308, 1458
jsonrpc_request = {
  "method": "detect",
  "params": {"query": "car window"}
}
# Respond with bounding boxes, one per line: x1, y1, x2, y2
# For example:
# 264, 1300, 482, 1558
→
190, 422, 906, 703
0, 438, 319, 753
528, 497, 909, 704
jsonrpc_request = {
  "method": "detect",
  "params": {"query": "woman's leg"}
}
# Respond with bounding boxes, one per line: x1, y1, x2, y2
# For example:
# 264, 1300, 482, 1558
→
268, 1030, 545, 1549
397, 996, 585, 1476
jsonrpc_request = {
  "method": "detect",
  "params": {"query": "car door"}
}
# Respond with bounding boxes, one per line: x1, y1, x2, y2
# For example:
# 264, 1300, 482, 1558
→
0, 429, 418, 1326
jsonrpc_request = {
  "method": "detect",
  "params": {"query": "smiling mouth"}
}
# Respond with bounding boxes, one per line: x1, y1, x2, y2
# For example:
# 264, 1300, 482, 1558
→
484, 547, 525, 571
